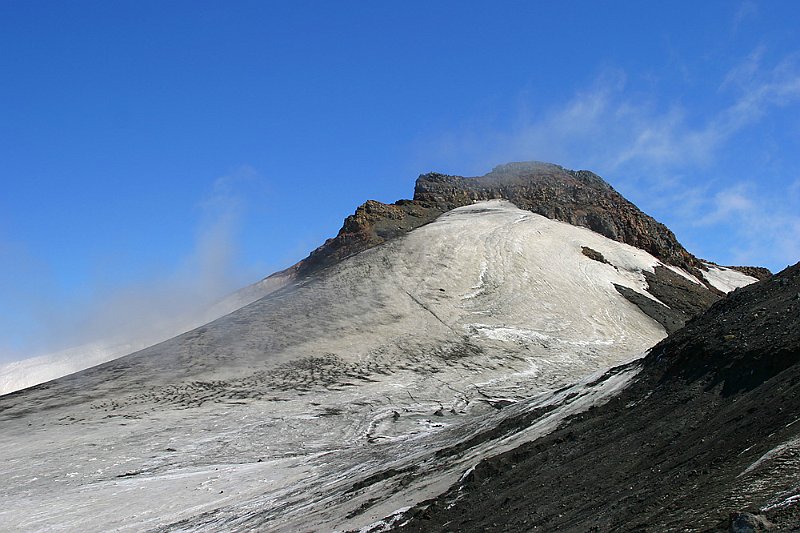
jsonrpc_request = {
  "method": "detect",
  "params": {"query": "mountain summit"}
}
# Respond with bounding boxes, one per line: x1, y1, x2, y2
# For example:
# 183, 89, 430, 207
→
297, 162, 768, 283
292, 162, 765, 336
415, 162, 698, 271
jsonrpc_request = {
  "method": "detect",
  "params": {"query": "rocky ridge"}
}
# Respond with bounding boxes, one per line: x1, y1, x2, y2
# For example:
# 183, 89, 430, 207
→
413, 162, 699, 273
287, 161, 768, 337
721, 264, 773, 281
292, 162, 765, 285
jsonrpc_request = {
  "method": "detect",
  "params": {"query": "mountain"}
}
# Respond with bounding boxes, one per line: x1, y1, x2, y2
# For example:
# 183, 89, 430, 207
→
296, 162, 767, 339
0, 163, 771, 532
300, 162, 706, 278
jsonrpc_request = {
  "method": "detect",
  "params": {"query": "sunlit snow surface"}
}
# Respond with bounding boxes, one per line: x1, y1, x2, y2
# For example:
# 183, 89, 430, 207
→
2, 201, 694, 532
702, 263, 759, 293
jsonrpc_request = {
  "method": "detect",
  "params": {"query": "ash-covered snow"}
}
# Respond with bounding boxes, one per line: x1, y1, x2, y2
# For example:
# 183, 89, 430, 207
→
0, 200, 686, 532
702, 263, 759, 293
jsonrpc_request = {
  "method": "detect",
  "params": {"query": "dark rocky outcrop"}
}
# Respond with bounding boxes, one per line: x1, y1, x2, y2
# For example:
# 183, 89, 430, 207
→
392, 263, 800, 532
643, 266, 725, 315
614, 283, 686, 334
616, 266, 726, 333
292, 162, 766, 283
295, 200, 442, 275
413, 162, 701, 274
581, 246, 610, 264
648, 262, 800, 396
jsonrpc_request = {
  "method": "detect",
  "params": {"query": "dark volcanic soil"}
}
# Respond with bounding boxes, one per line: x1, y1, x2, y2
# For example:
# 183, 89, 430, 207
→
392, 263, 800, 532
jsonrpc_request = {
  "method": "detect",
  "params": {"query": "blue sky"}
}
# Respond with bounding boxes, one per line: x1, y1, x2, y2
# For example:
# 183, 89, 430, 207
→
1, 1, 799, 361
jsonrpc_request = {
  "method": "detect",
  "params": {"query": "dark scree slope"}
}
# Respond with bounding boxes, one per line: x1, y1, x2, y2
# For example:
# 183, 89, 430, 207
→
394, 262, 800, 532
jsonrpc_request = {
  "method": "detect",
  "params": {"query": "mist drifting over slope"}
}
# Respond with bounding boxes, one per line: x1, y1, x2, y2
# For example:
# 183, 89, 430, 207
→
0, 171, 280, 394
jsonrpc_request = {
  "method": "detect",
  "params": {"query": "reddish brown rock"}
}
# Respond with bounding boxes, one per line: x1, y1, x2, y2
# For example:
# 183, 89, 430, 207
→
413, 162, 702, 274
292, 162, 769, 282
295, 199, 442, 275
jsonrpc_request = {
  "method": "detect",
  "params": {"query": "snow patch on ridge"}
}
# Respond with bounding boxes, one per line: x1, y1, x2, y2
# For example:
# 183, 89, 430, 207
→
666, 264, 704, 285
702, 263, 759, 293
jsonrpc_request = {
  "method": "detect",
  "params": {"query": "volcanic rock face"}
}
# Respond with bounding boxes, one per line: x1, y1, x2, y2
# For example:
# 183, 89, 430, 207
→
299, 162, 706, 278
394, 263, 800, 532
415, 162, 701, 272
298, 199, 442, 274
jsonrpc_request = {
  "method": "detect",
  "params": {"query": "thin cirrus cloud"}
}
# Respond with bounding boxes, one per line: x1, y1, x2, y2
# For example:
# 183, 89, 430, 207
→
698, 185, 755, 226
608, 51, 800, 172
732, 1, 759, 35
420, 51, 800, 271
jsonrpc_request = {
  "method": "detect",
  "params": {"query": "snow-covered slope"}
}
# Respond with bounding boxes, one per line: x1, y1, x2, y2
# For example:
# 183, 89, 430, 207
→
0, 201, 735, 531
702, 262, 759, 293
392, 262, 800, 532
0, 271, 295, 397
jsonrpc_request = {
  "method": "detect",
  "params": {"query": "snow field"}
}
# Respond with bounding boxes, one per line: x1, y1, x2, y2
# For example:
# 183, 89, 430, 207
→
0, 200, 722, 532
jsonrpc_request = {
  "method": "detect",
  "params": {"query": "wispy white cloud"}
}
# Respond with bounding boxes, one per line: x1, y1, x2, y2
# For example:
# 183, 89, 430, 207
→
0, 166, 268, 363
419, 50, 800, 270
790, 178, 800, 198
699, 183, 800, 269
732, 1, 758, 34
427, 49, 800, 174
615, 53, 800, 173
721, 46, 765, 91
696, 184, 756, 226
